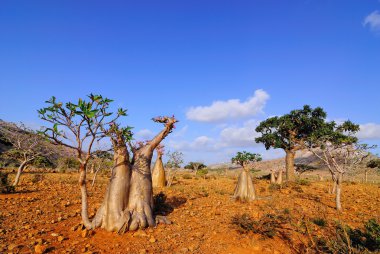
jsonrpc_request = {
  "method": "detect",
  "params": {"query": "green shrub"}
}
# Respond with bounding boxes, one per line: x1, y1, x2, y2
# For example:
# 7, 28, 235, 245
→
296, 178, 311, 186
182, 174, 192, 179
316, 219, 380, 253
31, 174, 44, 183
312, 217, 327, 227
0, 171, 15, 193
269, 183, 281, 191
232, 211, 291, 238
196, 168, 208, 177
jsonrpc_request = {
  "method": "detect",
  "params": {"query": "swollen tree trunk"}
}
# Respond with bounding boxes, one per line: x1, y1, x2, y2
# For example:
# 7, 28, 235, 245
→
233, 167, 256, 202
276, 170, 283, 184
93, 146, 131, 232
285, 150, 296, 182
365, 170, 368, 183
12, 160, 29, 186
152, 155, 166, 188
127, 151, 155, 231
270, 171, 276, 184
335, 173, 343, 211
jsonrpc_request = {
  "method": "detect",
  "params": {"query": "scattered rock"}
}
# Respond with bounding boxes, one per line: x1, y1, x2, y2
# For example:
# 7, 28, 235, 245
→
133, 230, 148, 238
58, 236, 65, 242
8, 244, 18, 250
149, 237, 156, 243
81, 229, 89, 238
34, 244, 47, 254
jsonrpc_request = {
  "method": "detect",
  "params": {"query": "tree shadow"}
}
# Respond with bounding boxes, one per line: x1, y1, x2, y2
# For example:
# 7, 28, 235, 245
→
153, 192, 187, 216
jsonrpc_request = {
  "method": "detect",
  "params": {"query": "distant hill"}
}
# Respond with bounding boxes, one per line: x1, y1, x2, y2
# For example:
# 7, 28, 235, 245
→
209, 149, 378, 175
0, 119, 76, 167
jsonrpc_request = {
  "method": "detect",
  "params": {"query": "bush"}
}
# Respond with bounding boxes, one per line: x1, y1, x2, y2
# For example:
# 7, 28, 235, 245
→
196, 168, 208, 178
231, 213, 255, 233
182, 174, 192, 179
0, 171, 15, 193
269, 183, 281, 191
312, 217, 327, 227
57, 157, 80, 171
31, 174, 44, 183
296, 178, 311, 186
316, 219, 380, 253
232, 211, 291, 238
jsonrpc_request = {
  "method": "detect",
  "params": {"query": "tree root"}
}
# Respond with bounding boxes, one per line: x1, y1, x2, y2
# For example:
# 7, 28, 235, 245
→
155, 215, 172, 225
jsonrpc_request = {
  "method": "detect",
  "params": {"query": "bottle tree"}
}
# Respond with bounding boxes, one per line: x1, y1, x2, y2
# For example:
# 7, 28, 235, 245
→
38, 95, 177, 232
231, 151, 262, 202
255, 105, 327, 181
152, 144, 166, 188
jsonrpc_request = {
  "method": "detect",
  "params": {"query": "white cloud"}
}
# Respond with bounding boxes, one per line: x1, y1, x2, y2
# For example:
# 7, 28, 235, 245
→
167, 119, 262, 153
357, 123, 380, 139
135, 129, 154, 140
363, 10, 380, 31
218, 119, 261, 148
186, 89, 269, 122
168, 135, 215, 151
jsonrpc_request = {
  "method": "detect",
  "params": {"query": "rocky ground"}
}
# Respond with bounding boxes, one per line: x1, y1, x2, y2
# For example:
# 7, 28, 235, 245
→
0, 171, 379, 254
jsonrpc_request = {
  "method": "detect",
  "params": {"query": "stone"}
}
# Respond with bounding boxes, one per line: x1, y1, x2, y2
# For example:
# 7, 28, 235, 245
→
81, 229, 89, 238
133, 230, 148, 237
180, 247, 189, 253
58, 236, 65, 242
35, 244, 47, 254
8, 244, 18, 250
139, 249, 147, 254
51, 233, 59, 237
149, 237, 156, 243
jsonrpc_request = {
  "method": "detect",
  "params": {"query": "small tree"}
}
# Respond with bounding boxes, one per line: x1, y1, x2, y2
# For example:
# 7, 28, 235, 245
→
231, 151, 262, 202
165, 150, 184, 187
0, 121, 53, 186
307, 120, 372, 211
184, 162, 207, 172
89, 150, 113, 186
38, 94, 127, 229
255, 105, 327, 181
366, 158, 380, 183
152, 144, 166, 188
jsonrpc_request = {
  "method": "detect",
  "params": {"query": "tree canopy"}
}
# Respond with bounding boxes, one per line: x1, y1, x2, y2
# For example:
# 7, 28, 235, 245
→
184, 162, 207, 170
255, 105, 327, 151
231, 151, 262, 167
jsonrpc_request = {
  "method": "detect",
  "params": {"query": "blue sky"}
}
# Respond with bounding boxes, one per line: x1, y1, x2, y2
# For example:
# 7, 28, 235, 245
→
1, 0, 380, 164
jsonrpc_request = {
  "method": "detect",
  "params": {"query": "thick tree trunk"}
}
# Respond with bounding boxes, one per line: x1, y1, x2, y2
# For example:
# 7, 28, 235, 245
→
12, 160, 29, 186
84, 116, 176, 232
152, 156, 166, 188
127, 154, 155, 231
270, 171, 276, 184
94, 146, 131, 232
233, 167, 256, 202
335, 173, 343, 211
276, 170, 283, 184
285, 150, 296, 182
365, 170, 368, 183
